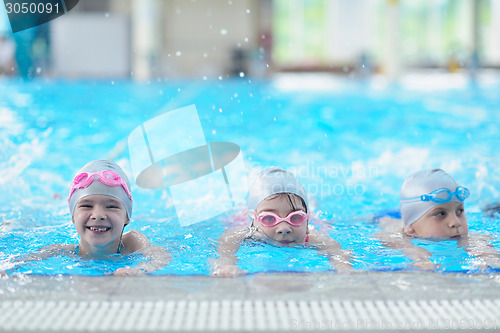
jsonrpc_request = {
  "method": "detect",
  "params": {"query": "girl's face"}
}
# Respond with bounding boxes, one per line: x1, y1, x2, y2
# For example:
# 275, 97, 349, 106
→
72, 194, 129, 255
405, 202, 468, 238
254, 194, 308, 245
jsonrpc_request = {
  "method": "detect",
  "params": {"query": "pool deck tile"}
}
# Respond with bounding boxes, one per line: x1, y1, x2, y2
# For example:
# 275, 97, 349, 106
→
1, 272, 500, 302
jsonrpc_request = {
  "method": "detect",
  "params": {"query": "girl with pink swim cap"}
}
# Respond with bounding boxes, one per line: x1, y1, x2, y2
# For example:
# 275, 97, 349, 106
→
17, 160, 171, 276
211, 167, 352, 277
376, 168, 500, 270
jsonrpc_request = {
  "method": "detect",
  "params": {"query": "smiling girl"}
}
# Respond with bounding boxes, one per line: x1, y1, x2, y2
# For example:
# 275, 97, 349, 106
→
18, 160, 170, 276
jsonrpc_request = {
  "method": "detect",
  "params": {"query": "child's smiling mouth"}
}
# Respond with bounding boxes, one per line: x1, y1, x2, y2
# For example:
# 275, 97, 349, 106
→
86, 226, 111, 233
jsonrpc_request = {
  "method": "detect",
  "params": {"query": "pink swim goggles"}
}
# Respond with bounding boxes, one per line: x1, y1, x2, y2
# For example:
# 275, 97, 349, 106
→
67, 170, 133, 202
253, 210, 308, 227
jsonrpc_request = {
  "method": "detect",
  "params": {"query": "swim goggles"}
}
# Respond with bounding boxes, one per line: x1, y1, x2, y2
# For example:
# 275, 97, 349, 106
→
400, 186, 470, 204
253, 210, 308, 227
67, 170, 133, 202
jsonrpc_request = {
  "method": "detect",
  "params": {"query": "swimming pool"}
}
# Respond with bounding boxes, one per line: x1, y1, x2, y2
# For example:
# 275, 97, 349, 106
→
1, 73, 500, 276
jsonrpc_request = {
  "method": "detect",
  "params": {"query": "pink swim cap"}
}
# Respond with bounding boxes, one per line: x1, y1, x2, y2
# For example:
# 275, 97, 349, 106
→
68, 160, 133, 218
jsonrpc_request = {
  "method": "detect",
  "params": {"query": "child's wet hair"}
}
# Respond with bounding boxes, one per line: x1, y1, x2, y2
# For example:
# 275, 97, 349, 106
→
262, 193, 308, 213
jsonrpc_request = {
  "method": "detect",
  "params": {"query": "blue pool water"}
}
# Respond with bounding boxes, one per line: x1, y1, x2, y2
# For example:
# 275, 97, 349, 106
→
1, 74, 500, 275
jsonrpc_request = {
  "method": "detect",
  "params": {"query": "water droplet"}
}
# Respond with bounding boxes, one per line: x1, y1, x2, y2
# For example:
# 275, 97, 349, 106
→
105, 13, 109, 18
212, 130, 217, 135
218, 76, 223, 80
244, 37, 249, 42
203, 53, 208, 58
246, 9, 251, 13
36, 67, 41, 74
220, 29, 228, 35
219, 108, 223, 113
202, 76, 207, 81
176, 51, 182, 56
111, 81, 115, 85
239, 72, 245, 78
273, 117, 277, 121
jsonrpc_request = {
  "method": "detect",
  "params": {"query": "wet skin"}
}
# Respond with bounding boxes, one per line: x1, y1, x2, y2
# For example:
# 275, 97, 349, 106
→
405, 202, 468, 238
72, 194, 129, 255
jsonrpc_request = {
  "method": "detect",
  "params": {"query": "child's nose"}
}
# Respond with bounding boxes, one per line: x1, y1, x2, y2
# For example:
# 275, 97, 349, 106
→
275, 222, 292, 235
91, 206, 107, 220
448, 215, 461, 228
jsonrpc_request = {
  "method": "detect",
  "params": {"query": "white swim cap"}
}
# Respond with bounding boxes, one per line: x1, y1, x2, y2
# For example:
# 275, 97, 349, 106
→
399, 168, 463, 227
248, 167, 308, 215
68, 160, 133, 218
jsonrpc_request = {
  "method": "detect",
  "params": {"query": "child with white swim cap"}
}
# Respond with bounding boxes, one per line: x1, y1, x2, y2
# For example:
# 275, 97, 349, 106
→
212, 167, 352, 277
377, 168, 500, 270
18, 160, 171, 276
399, 168, 469, 238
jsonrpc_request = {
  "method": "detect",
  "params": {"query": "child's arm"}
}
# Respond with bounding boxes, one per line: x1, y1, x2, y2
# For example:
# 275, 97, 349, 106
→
114, 230, 172, 276
308, 230, 353, 272
15, 243, 76, 262
375, 217, 436, 270
460, 233, 500, 269
211, 228, 249, 277
7, 244, 75, 276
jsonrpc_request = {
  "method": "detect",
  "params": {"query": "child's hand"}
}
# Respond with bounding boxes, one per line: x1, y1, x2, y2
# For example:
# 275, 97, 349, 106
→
211, 264, 247, 277
410, 260, 438, 270
333, 260, 354, 273
114, 266, 146, 277
474, 257, 500, 271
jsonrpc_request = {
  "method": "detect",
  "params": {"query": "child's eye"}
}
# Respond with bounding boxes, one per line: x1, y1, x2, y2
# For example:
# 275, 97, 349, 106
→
78, 203, 92, 208
262, 215, 276, 224
457, 208, 464, 215
434, 211, 446, 217
107, 205, 119, 209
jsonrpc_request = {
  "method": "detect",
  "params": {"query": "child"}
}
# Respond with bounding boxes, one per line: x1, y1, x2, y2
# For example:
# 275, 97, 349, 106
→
376, 168, 500, 270
18, 159, 171, 276
212, 167, 352, 277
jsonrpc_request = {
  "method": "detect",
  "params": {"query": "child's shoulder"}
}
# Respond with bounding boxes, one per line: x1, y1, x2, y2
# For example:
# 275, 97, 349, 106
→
218, 226, 254, 243
122, 229, 149, 239
378, 216, 403, 229
121, 230, 151, 254
307, 229, 338, 245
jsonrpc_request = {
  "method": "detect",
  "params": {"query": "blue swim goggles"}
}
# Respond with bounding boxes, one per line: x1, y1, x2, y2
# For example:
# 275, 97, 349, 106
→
400, 186, 470, 204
